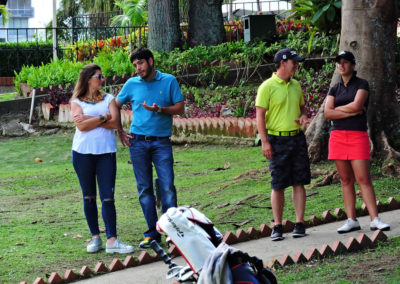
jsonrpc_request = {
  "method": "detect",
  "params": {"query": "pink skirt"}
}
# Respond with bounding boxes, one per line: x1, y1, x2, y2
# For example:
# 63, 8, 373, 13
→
328, 130, 370, 160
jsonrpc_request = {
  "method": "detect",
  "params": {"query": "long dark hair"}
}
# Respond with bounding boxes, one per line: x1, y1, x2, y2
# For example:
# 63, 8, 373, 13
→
71, 63, 101, 100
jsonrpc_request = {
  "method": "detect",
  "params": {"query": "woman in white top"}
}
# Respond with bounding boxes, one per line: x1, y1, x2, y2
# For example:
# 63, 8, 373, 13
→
71, 63, 133, 254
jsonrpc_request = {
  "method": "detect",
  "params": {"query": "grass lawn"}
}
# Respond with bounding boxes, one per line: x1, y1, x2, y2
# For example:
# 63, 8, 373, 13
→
0, 130, 399, 283
274, 236, 400, 283
0, 93, 16, 102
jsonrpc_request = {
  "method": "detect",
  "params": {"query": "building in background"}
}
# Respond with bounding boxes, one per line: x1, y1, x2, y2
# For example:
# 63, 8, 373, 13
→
222, 0, 291, 20
0, 0, 35, 42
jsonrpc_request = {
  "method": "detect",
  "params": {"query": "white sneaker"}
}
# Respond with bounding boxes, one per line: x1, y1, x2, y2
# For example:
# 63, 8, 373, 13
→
370, 217, 390, 231
337, 218, 361, 234
106, 238, 134, 254
87, 237, 103, 253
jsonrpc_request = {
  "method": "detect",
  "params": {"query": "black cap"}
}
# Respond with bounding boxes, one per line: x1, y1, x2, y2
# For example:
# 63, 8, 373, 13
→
273, 48, 305, 63
335, 51, 356, 64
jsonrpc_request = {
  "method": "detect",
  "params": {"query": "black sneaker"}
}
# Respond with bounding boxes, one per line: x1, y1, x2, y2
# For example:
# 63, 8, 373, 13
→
270, 224, 284, 241
139, 236, 161, 248
292, 222, 306, 238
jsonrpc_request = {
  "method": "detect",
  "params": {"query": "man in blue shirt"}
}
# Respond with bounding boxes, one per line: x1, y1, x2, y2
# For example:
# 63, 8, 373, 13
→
115, 48, 185, 248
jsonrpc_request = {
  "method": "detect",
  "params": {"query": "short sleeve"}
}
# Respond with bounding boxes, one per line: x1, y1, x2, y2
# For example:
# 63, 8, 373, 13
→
327, 84, 338, 97
105, 93, 114, 105
116, 79, 132, 105
359, 79, 369, 92
255, 82, 270, 110
170, 77, 184, 104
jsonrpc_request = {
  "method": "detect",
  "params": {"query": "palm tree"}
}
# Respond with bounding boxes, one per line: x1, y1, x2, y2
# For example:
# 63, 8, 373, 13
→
111, 0, 147, 48
60, 0, 118, 17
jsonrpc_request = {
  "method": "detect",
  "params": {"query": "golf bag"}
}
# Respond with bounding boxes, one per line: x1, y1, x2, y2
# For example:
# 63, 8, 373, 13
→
156, 206, 277, 284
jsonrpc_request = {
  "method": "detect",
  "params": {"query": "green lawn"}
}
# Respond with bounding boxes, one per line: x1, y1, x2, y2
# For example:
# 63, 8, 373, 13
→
0, 93, 16, 101
274, 236, 400, 283
0, 131, 399, 283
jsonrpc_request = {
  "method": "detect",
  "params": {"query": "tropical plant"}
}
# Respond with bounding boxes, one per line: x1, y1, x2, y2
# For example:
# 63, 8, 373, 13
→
112, 0, 147, 26
281, 0, 341, 55
0, 4, 10, 25
282, 0, 342, 34
64, 36, 130, 61
111, 0, 147, 49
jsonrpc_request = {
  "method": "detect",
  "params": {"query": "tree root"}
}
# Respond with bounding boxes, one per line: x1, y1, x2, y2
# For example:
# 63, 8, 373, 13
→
308, 169, 340, 190
208, 168, 268, 194
376, 131, 400, 177
305, 101, 331, 163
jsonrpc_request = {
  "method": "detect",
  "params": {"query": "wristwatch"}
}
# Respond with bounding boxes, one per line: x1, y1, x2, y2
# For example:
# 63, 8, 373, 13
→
157, 107, 162, 113
99, 115, 106, 123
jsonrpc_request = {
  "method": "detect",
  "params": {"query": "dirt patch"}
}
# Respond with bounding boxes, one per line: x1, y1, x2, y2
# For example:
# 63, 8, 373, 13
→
343, 248, 400, 283
279, 240, 400, 283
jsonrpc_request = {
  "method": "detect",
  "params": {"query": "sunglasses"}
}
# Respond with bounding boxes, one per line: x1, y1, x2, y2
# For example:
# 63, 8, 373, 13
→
92, 74, 105, 80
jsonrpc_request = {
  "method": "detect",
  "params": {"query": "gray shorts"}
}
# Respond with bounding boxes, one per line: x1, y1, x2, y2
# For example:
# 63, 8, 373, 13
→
268, 132, 311, 190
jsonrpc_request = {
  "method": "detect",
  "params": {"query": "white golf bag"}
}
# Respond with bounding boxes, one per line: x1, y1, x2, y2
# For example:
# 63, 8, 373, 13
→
156, 206, 277, 284
156, 206, 222, 274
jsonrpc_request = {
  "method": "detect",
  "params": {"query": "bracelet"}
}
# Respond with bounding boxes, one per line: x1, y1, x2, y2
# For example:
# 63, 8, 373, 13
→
157, 107, 162, 113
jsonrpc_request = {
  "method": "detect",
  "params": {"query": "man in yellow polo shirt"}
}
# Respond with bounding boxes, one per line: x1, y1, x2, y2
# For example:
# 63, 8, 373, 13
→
256, 48, 311, 241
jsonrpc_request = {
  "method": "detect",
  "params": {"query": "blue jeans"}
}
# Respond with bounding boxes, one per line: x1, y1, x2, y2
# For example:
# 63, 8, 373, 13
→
72, 151, 117, 239
129, 136, 177, 240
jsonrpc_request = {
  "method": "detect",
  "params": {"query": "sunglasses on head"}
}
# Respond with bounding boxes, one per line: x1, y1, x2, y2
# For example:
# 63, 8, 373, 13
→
92, 74, 105, 80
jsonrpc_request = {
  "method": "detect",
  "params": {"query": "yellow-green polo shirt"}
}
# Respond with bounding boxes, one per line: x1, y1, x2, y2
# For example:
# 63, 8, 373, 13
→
255, 73, 304, 131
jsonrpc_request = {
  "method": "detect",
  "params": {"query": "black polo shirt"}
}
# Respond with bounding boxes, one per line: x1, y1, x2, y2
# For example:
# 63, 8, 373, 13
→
327, 71, 369, 131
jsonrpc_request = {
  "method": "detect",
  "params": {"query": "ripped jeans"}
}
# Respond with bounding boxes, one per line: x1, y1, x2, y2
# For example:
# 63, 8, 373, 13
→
72, 151, 117, 239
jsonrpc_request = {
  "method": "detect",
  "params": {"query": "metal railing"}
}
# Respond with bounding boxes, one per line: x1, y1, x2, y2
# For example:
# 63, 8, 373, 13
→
223, 0, 291, 19
0, 25, 145, 44
69, 1, 291, 27
72, 10, 124, 28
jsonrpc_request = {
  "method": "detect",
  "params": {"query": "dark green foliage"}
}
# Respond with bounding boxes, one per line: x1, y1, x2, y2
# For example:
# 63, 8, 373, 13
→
0, 41, 54, 77
284, 0, 342, 34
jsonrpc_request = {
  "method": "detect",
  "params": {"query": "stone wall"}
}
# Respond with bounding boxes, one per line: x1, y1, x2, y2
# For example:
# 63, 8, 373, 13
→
0, 95, 47, 117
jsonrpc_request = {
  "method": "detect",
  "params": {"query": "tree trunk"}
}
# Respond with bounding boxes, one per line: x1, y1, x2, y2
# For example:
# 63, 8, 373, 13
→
187, 0, 225, 47
306, 0, 400, 177
228, 0, 233, 21
148, 0, 181, 52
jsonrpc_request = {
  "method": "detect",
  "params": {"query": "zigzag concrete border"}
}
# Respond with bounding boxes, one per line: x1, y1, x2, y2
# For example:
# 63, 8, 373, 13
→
20, 197, 399, 284
42, 102, 259, 138
267, 230, 388, 270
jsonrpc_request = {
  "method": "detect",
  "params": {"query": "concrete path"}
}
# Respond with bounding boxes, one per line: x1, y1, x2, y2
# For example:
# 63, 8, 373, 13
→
77, 209, 400, 284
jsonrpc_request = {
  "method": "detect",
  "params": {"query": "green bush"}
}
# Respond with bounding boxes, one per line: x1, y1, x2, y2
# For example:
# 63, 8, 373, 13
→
14, 60, 88, 93
14, 31, 340, 91
14, 48, 134, 92
0, 41, 54, 77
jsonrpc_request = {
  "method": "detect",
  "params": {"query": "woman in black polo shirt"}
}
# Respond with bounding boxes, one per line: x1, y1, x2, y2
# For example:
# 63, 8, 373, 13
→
324, 51, 390, 234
